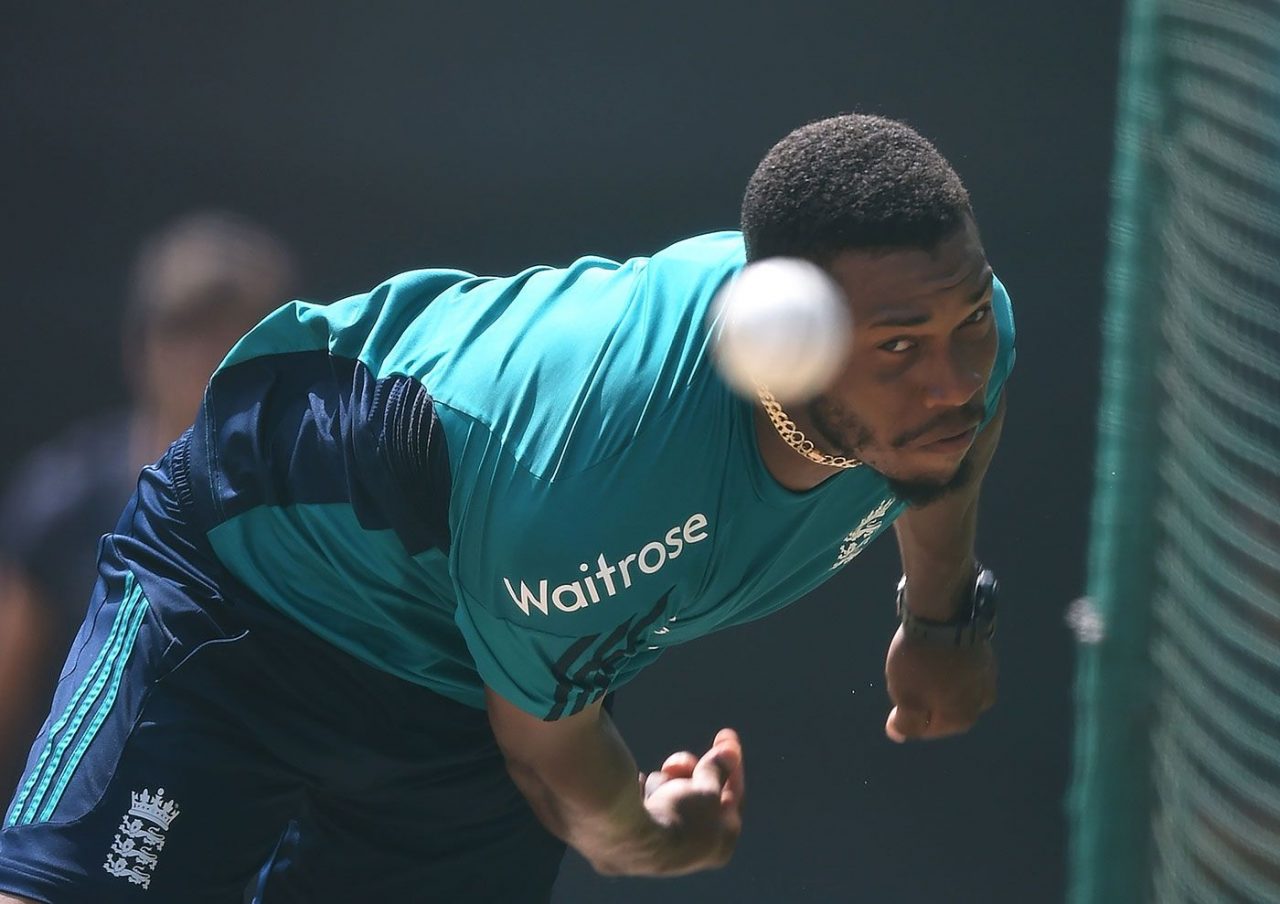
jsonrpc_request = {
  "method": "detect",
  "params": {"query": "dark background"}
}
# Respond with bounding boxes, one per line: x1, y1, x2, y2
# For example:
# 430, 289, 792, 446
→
0, 3, 1119, 901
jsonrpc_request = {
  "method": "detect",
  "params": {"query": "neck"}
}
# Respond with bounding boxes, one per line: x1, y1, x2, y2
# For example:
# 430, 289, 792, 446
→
751, 402, 843, 492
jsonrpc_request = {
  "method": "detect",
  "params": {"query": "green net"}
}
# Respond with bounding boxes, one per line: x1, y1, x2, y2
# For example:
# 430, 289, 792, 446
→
1070, 0, 1280, 902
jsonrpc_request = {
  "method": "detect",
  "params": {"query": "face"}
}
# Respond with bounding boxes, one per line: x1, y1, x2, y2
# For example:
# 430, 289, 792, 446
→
809, 217, 998, 504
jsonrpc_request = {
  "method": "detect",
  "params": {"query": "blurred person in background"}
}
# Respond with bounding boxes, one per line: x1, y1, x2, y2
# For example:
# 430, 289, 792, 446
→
0, 212, 297, 797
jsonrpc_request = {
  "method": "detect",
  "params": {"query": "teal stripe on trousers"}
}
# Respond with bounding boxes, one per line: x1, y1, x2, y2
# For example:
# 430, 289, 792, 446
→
6, 573, 145, 827
37, 594, 149, 822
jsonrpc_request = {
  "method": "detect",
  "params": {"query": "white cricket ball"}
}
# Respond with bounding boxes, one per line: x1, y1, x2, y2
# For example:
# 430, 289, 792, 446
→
710, 257, 852, 403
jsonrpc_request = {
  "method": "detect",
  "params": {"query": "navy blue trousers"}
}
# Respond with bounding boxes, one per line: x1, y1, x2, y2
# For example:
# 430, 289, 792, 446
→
0, 443, 566, 903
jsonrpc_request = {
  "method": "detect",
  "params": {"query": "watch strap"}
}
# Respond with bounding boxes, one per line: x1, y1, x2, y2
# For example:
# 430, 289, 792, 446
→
896, 565, 998, 647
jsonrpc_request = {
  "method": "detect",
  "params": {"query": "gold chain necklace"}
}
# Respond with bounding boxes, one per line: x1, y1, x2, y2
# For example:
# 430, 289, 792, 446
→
755, 386, 862, 470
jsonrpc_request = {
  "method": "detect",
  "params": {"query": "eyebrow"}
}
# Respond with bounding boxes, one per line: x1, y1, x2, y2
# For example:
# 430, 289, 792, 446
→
969, 268, 996, 304
867, 268, 995, 328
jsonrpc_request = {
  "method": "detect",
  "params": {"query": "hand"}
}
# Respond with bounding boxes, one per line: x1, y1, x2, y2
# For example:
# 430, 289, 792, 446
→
638, 728, 745, 874
884, 625, 996, 742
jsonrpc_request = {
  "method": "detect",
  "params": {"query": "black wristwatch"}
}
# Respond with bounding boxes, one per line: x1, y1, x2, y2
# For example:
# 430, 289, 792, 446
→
895, 564, 998, 647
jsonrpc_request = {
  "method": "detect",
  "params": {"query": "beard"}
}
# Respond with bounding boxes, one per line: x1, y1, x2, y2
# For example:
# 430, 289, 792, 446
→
885, 456, 976, 507
808, 396, 984, 507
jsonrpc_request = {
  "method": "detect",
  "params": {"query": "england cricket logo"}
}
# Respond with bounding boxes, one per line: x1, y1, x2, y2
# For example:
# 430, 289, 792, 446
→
102, 787, 181, 889
831, 496, 895, 570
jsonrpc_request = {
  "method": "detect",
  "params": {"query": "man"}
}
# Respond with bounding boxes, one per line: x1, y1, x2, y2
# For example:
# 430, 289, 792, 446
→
0, 212, 297, 799
0, 113, 1014, 903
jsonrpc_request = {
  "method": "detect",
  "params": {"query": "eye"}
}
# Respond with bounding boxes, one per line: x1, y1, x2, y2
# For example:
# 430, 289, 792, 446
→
962, 304, 993, 326
878, 338, 917, 354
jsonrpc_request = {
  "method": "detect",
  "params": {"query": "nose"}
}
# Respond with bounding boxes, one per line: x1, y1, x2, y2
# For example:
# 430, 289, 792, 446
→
920, 346, 984, 409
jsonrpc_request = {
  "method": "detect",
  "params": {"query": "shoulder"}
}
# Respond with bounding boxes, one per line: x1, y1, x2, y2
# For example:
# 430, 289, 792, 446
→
644, 231, 746, 281
419, 232, 746, 480
216, 268, 479, 373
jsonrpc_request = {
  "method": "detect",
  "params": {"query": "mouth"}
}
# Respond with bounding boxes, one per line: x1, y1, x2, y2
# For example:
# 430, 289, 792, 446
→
917, 425, 978, 454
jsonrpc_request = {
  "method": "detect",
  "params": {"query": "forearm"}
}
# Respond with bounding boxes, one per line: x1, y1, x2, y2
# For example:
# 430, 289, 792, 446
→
487, 689, 696, 876
894, 496, 979, 620
893, 394, 1005, 620
507, 711, 669, 873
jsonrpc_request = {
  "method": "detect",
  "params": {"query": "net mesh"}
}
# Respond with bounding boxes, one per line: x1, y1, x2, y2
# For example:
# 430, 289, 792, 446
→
1070, 0, 1280, 902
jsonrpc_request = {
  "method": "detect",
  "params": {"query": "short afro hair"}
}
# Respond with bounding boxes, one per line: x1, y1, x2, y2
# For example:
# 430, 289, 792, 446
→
741, 114, 971, 263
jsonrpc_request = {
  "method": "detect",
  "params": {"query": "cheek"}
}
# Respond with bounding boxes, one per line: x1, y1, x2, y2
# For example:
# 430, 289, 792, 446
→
832, 388, 905, 451
862, 371, 922, 434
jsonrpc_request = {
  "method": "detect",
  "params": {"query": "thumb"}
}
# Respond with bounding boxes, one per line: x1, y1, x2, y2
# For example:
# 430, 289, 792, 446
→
885, 706, 931, 743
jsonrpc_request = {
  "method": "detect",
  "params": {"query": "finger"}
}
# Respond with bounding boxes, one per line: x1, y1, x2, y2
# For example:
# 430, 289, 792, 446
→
885, 706, 931, 743
713, 729, 745, 808
885, 708, 901, 743
691, 741, 740, 795
711, 729, 743, 790
644, 770, 675, 798
713, 727, 742, 751
661, 750, 699, 778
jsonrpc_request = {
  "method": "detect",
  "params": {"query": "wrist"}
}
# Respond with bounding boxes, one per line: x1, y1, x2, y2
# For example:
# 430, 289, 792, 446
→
634, 803, 734, 877
896, 564, 998, 647
593, 803, 734, 877
898, 557, 976, 621
584, 804, 676, 876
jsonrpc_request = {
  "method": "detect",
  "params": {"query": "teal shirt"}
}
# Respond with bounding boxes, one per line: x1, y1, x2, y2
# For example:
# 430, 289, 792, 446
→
201, 232, 1016, 718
